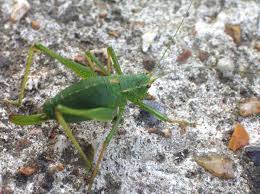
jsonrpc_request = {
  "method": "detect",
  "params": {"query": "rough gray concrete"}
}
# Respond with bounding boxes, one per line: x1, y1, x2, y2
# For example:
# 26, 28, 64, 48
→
0, 0, 259, 193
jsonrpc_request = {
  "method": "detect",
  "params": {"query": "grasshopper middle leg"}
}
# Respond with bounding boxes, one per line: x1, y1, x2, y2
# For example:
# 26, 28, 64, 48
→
55, 109, 93, 170
87, 105, 126, 192
55, 105, 119, 173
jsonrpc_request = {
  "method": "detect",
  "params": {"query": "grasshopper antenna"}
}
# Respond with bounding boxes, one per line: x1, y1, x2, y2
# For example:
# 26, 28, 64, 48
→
158, 0, 193, 65
152, 0, 193, 78
153, 0, 259, 78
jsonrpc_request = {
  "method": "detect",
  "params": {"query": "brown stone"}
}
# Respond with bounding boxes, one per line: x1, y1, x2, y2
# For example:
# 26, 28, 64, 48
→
198, 51, 209, 62
254, 42, 260, 51
31, 20, 40, 30
55, 163, 64, 172
194, 153, 235, 179
176, 49, 192, 63
228, 123, 249, 151
19, 165, 37, 176
162, 128, 172, 138
148, 128, 158, 134
225, 24, 241, 44
239, 98, 260, 117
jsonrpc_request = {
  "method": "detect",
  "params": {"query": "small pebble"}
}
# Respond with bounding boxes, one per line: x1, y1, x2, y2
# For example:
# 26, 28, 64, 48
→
216, 57, 234, 77
162, 128, 171, 138
254, 41, 260, 51
53, 135, 70, 154
239, 98, 260, 117
245, 144, 260, 166
198, 50, 209, 62
228, 123, 249, 151
16, 138, 31, 152
18, 165, 37, 176
55, 163, 64, 172
142, 31, 157, 53
143, 56, 156, 72
49, 163, 64, 173
117, 128, 127, 135
194, 153, 235, 179
48, 128, 57, 140
224, 24, 241, 45
0, 187, 12, 194
99, 12, 108, 19
107, 29, 120, 37
148, 128, 158, 134
31, 20, 40, 30
10, 0, 31, 22
176, 49, 192, 63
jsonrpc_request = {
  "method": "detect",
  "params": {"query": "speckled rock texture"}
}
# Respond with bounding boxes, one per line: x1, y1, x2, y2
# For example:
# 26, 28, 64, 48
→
0, 0, 259, 193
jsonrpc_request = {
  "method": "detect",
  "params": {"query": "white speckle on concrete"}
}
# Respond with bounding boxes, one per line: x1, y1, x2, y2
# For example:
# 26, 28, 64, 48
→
195, 20, 225, 37
142, 31, 157, 53
10, 0, 31, 22
27, 76, 41, 90
25, 182, 34, 193
53, 135, 70, 154
216, 57, 235, 76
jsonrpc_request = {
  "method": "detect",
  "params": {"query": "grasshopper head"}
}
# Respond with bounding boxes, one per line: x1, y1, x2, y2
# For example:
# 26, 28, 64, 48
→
120, 73, 155, 102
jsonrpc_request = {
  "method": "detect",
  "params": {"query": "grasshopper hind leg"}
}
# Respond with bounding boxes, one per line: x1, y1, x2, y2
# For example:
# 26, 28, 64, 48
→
1, 44, 97, 107
3, 46, 36, 107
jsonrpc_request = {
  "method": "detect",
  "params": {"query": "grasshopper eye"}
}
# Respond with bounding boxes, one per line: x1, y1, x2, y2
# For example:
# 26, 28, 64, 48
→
146, 84, 151, 88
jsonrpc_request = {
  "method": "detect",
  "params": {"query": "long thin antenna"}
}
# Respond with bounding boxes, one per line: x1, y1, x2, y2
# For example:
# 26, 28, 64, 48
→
153, 0, 259, 78
157, 0, 193, 67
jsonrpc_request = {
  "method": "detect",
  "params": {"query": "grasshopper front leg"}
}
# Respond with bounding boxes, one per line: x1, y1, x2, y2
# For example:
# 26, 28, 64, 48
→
134, 100, 196, 128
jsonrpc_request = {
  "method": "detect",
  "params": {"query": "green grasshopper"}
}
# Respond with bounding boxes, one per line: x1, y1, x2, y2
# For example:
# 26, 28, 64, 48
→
3, 2, 194, 192
5, 44, 191, 191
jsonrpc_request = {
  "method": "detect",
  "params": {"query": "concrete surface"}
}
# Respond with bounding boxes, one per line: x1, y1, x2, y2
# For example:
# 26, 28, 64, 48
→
0, 0, 259, 193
